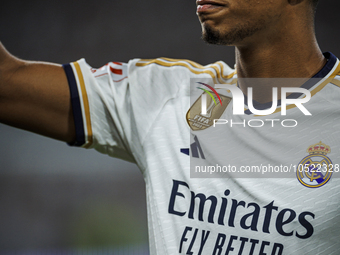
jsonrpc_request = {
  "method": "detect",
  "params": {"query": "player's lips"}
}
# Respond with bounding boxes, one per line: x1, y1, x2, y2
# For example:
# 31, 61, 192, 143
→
196, 0, 225, 14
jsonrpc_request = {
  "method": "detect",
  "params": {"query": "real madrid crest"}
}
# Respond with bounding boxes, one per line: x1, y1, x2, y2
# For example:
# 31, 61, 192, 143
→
186, 91, 231, 131
296, 141, 333, 188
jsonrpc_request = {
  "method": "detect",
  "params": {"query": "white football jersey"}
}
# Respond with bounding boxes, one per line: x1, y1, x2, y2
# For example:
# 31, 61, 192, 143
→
63, 52, 340, 255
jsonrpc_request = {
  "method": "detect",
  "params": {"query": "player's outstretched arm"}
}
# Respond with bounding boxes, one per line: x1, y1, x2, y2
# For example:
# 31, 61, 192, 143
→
0, 42, 75, 143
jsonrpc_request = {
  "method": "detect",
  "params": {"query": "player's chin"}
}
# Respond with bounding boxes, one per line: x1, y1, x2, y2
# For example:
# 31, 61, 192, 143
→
201, 22, 238, 46
199, 17, 219, 31
198, 12, 230, 34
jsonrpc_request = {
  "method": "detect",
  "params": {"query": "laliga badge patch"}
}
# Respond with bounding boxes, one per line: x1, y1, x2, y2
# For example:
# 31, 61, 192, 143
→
297, 141, 333, 188
187, 91, 231, 131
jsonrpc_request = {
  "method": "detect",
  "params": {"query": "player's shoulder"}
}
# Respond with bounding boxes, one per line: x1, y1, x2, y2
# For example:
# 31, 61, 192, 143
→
306, 53, 340, 105
330, 71, 340, 88
314, 69, 340, 106
327, 72, 340, 94
129, 57, 236, 84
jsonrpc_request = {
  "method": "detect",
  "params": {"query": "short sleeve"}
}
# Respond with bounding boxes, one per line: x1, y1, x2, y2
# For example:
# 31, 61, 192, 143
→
62, 57, 219, 168
63, 59, 137, 163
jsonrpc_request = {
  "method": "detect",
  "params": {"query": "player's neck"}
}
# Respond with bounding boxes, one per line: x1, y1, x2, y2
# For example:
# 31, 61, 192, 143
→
235, 30, 326, 78
234, 26, 326, 103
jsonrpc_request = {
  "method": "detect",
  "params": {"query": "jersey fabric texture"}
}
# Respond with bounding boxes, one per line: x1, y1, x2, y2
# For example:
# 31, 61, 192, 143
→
62, 52, 340, 255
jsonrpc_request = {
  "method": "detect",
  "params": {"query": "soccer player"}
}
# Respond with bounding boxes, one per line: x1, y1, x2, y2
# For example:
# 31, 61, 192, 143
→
0, 0, 339, 254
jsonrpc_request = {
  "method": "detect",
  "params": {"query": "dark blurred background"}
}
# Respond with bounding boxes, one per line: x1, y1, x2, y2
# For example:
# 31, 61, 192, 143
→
0, 0, 339, 254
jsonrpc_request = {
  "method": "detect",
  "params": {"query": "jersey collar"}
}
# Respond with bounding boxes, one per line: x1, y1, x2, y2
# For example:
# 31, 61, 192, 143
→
244, 52, 339, 115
